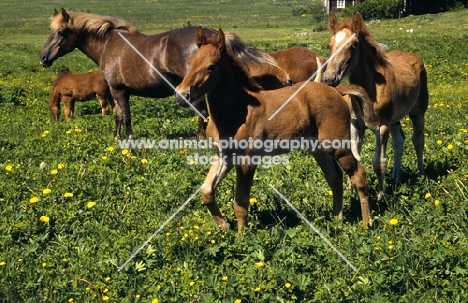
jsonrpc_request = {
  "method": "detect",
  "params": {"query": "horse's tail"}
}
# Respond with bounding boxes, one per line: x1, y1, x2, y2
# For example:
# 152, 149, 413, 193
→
335, 84, 379, 130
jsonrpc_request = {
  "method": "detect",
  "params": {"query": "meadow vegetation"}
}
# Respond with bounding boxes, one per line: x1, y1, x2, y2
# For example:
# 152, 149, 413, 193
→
1, 1, 468, 302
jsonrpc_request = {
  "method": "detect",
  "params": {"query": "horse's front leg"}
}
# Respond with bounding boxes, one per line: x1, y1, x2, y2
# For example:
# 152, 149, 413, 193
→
110, 88, 131, 139
201, 153, 233, 229
390, 122, 405, 180
97, 92, 110, 116
372, 124, 390, 201
233, 164, 257, 233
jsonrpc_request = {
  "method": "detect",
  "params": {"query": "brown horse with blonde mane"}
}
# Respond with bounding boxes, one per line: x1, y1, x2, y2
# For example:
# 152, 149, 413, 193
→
39, 9, 288, 138
48, 70, 112, 121
322, 12, 429, 200
176, 27, 377, 232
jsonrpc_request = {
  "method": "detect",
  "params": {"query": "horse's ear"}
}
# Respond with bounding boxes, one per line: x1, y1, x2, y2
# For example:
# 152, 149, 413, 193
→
61, 8, 70, 23
195, 27, 206, 48
53, 8, 59, 16
328, 12, 337, 33
352, 12, 364, 33
217, 28, 226, 53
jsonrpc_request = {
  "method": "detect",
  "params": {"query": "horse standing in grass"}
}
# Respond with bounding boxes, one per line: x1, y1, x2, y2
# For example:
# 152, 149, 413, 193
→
175, 27, 377, 232
39, 9, 289, 138
48, 70, 112, 121
322, 12, 429, 200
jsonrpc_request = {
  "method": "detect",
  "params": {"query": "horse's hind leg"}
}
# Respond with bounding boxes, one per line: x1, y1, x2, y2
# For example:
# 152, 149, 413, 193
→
233, 164, 257, 233
372, 124, 390, 201
390, 122, 405, 180
110, 88, 131, 138
312, 151, 344, 218
63, 96, 74, 120
97, 93, 110, 116
202, 154, 233, 229
410, 113, 426, 176
336, 151, 371, 226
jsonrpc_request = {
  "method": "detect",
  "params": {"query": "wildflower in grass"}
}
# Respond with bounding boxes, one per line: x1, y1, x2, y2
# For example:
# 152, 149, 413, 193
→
5, 165, 13, 172
103, 288, 108, 293
222, 276, 228, 281
376, 235, 381, 241
285, 282, 292, 288
249, 197, 257, 204
57, 163, 65, 169
66, 130, 72, 134
235, 300, 241, 303
256, 262, 265, 268
40, 162, 47, 169
255, 287, 261, 292
107, 146, 115, 152
50, 169, 58, 175
165, 232, 170, 236
425, 193, 431, 199
141, 158, 148, 164
62, 258, 68, 262
74, 128, 82, 133
102, 296, 109, 301
388, 244, 394, 250
447, 144, 454, 150
152, 299, 159, 303
30, 197, 39, 203
63, 192, 73, 198
194, 236, 199, 241
104, 276, 111, 282
136, 294, 140, 299
189, 159, 195, 165
328, 190, 333, 196
122, 149, 129, 155
211, 239, 216, 244
189, 281, 195, 286
436, 140, 442, 145
87, 201, 96, 209
434, 199, 440, 206
42, 262, 47, 267
389, 218, 398, 225
0, 261, 6, 266
68, 298, 73, 302
102, 156, 108, 161
40, 216, 50, 223
43, 188, 52, 195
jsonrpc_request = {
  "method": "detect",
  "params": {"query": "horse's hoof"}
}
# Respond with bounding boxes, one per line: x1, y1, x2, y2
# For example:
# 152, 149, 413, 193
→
218, 220, 230, 230
377, 191, 384, 201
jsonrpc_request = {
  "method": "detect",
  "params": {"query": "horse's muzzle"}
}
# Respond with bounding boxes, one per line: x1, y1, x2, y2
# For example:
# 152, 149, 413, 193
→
174, 90, 191, 107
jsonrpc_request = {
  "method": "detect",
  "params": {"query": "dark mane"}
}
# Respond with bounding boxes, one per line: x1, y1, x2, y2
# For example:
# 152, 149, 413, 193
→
224, 32, 278, 91
50, 11, 138, 38
335, 19, 388, 67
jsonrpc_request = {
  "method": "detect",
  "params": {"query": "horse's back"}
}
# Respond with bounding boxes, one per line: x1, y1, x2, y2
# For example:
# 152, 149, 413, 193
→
270, 47, 325, 83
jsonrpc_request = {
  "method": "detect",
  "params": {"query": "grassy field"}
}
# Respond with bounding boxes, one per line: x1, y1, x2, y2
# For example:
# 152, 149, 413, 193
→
1, 1, 468, 302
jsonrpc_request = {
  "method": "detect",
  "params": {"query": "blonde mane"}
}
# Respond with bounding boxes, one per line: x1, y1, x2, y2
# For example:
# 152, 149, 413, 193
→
50, 11, 138, 37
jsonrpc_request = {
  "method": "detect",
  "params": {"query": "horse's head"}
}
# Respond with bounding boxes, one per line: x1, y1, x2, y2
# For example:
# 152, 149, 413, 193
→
322, 12, 363, 87
175, 27, 226, 107
40, 8, 79, 67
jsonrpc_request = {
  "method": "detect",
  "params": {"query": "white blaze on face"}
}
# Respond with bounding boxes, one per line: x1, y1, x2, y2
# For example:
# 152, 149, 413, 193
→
334, 31, 347, 45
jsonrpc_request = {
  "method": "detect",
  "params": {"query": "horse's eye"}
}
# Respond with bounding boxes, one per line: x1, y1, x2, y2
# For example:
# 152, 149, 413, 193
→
208, 64, 217, 72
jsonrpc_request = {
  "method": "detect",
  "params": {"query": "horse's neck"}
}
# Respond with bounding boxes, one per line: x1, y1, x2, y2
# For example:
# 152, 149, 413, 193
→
77, 33, 107, 65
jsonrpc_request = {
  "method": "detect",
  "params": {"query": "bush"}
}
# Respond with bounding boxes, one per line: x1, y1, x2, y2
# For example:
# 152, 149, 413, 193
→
341, 0, 404, 19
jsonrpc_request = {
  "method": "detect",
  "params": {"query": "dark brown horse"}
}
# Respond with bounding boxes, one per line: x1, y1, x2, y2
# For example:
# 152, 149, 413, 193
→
269, 46, 326, 83
322, 12, 428, 200
48, 70, 112, 121
39, 9, 288, 138
176, 27, 376, 232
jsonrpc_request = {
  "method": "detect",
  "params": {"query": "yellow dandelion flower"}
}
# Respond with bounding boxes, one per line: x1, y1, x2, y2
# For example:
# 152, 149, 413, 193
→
328, 190, 333, 196
376, 235, 381, 241
103, 288, 108, 293
136, 294, 140, 299
102, 296, 109, 301
141, 158, 148, 164
57, 163, 65, 169
152, 299, 159, 303
388, 245, 394, 250
68, 298, 74, 303
389, 218, 398, 225
221, 276, 228, 281
121, 149, 129, 155
189, 159, 195, 165
285, 282, 292, 288
87, 201, 96, 208
447, 144, 454, 150
5, 165, 13, 172
235, 300, 242, 303
102, 156, 108, 161
249, 197, 257, 204
256, 262, 265, 268
436, 140, 442, 145
255, 287, 261, 292
43, 188, 52, 195
0, 261, 6, 266
104, 276, 111, 282
210, 239, 216, 244
63, 192, 73, 198
40, 216, 50, 223
434, 199, 440, 206
42, 262, 47, 267
43, 130, 50, 135
66, 130, 72, 134
107, 146, 115, 152
424, 193, 431, 199
189, 281, 195, 286
30, 197, 39, 203
50, 169, 58, 175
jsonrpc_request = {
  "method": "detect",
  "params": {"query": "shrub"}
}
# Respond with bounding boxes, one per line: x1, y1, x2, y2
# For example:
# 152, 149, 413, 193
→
341, 0, 404, 19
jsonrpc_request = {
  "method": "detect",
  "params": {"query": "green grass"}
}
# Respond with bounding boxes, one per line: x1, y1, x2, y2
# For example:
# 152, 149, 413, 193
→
1, 1, 468, 302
